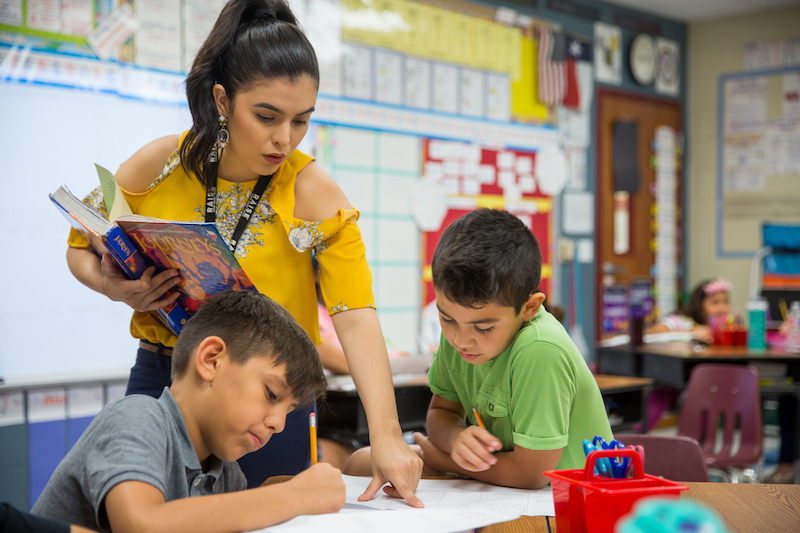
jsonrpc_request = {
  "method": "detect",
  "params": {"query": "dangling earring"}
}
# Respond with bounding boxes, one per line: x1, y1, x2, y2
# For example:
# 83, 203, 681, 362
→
209, 114, 229, 163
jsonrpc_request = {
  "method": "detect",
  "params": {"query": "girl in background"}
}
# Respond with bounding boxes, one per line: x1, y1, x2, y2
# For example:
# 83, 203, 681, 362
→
646, 279, 731, 343
647, 279, 796, 483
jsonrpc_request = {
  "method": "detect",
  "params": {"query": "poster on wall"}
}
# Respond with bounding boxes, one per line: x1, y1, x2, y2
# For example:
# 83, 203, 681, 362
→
593, 22, 621, 85
600, 285, 627, 340
0, 0, 23, 26
766, 117, 800, 177
134, 0, 182, 72
419, 139, 552, 308
183, 0, 227, 72
784, 72, 800, 118
743, 38, 800, 71
723, 77, 767, 193
654, 37, 680, 97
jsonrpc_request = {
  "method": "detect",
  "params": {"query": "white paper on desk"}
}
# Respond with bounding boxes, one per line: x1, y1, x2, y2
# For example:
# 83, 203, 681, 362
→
253, 474, 553, 532
340, 475, 554, 516
254, 505, 521, 533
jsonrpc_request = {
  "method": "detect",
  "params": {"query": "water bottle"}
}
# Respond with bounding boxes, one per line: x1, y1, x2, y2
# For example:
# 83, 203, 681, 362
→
746, 300, 767, 351
786, 301, 800, 353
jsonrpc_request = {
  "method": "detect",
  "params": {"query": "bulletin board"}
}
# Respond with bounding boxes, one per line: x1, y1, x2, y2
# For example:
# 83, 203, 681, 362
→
0, 0, 562, 138
717, 66, 800, 258
420, 139, 552, 307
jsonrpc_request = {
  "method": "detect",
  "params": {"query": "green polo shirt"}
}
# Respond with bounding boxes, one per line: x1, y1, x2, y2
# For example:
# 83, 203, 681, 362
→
429, 306, 613, 471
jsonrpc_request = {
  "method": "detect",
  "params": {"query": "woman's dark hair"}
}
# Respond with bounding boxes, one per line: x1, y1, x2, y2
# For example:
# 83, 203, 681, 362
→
183, 0, 320, 187
680, 279, 715, 325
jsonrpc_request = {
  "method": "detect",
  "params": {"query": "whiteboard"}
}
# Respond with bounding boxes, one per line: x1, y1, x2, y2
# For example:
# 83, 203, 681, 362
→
0, 82, 192, 380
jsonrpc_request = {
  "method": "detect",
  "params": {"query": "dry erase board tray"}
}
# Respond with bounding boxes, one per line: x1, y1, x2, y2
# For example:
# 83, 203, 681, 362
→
544, 449, 688, 533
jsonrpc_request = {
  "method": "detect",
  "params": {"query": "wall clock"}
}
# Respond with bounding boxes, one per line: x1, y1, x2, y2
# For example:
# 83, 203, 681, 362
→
629, 33, 655, 86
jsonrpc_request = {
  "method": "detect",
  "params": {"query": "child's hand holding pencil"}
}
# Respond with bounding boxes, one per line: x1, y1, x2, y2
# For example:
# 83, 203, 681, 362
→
446, 407, 502, 472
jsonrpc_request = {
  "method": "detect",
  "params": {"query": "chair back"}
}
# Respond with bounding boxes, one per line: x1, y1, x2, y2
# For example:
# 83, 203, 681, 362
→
614, 434, 710, 482
677, 364, 762, 468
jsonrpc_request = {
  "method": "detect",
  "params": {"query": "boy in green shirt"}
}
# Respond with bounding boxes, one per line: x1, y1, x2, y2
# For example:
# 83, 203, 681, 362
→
346, 209, 612, 491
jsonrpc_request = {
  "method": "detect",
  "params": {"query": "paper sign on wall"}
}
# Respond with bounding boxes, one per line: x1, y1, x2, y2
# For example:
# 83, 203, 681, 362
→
88, 2, 137, 61
593, 22, 621, 85
655, 38, 680, 97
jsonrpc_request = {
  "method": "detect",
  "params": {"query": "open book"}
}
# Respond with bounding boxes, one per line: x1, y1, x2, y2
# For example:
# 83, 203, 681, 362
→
50, 185, 257, 335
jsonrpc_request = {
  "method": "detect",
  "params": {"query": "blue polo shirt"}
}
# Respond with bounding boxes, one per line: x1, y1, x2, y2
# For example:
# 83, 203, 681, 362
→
32, 388, 246, 532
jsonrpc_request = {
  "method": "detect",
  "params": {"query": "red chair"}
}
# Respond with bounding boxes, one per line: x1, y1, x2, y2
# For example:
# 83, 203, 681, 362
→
677, 364, 762, 480
614, 434, 711, 482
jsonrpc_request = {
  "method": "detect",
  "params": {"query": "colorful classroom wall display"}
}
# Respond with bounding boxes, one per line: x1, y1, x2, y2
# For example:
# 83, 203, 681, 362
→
4, 0, 690, 361
3, 0, 586, 354
419, 138, 553, 308
0, 0, 583, 129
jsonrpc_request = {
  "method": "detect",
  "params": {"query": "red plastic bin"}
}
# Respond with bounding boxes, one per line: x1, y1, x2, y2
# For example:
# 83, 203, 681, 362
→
543, 449, 689, 533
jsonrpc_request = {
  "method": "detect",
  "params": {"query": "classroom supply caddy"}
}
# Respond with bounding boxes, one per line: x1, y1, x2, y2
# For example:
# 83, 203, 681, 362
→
543, 449, 688, 533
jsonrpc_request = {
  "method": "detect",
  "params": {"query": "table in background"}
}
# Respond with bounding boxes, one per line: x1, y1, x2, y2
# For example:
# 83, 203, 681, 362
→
319, 374, 653, 444
598, 343, 800, 389
599, 342, 800, 462
477, 482, 800, 533
593, 374, 653, 433
319, 373, 432, 443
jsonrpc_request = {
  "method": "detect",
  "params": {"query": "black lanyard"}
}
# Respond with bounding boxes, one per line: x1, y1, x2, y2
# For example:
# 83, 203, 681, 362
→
204, 173, 273, 253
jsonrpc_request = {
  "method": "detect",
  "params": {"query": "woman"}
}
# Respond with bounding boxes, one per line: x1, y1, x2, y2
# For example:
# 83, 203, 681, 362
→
65, 0, 421, 505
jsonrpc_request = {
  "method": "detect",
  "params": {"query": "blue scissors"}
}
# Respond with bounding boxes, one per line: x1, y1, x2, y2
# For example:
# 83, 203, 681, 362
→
592, 436, 629, 478
583, 439, 612, 476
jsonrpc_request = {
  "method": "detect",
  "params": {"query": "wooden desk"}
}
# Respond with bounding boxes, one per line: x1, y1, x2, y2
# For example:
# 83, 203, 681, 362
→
681, 483, 800, 533
594, 374, 653, 433
477, 482, 800, 533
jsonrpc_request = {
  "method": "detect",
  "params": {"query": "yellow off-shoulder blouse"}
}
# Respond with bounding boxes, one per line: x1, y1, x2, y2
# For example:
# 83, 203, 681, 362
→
68, 131, 375, 347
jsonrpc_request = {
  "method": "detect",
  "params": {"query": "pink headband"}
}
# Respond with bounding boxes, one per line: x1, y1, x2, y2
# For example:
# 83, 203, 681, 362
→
704, 279, 731, 295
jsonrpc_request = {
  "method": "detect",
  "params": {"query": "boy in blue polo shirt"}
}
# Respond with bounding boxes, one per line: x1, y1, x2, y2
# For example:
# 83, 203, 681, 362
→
346, 209, 612, 491
33, 291, 345, 532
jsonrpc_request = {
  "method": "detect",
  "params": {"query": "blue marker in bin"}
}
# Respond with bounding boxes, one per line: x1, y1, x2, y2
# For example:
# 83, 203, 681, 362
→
594, 436, 630, 478
583, 439, 613, 476
584, 436, 632, 478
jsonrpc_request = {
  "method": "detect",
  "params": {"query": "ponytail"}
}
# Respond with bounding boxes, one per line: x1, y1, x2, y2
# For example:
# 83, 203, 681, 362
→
182, 0, 319, 187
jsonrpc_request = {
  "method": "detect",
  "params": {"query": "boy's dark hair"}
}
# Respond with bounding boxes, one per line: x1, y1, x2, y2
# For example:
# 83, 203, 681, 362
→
171, 290, 326, 402
183, 0, 319, 187
432, 209, 542, 312
680, 279, 715, 325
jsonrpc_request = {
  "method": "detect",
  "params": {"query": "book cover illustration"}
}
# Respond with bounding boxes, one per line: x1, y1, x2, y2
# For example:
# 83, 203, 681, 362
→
49, 186, 191, 335
115, 217, 258, 314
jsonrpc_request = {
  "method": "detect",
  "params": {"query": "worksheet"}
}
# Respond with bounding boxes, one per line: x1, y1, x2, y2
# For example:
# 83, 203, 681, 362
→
252, 475, 554, 533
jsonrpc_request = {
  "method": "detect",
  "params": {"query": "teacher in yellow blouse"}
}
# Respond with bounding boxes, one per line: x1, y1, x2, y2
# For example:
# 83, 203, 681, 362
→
64, 0, 422, 507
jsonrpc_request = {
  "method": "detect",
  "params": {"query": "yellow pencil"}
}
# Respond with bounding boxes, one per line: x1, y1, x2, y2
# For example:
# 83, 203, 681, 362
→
309, 412, 318, 465
472, 406, 486, 430
779, 298, 789, 321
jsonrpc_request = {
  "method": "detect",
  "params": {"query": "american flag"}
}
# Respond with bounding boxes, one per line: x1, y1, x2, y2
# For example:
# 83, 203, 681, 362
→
537, 28, 568, 106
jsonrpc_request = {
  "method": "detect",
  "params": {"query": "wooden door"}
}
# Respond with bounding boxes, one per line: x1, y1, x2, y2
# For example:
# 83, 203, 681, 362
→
595, 89, 682, 339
